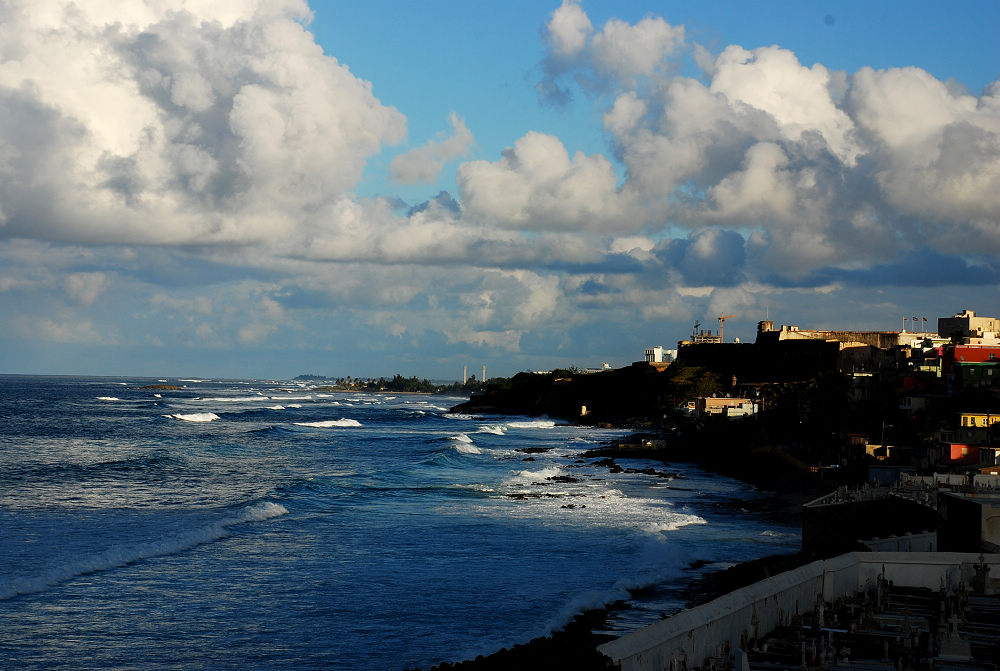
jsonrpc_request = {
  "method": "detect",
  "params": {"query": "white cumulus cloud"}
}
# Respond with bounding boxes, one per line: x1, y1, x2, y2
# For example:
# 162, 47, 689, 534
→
0, 0, 405, 246
389, 113, 474, 184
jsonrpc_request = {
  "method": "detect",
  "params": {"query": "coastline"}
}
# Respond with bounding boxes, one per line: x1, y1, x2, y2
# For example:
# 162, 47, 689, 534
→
416, 438, 814, 671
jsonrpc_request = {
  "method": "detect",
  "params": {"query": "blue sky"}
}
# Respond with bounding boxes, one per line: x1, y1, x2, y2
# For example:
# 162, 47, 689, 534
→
0, 1, 998, 379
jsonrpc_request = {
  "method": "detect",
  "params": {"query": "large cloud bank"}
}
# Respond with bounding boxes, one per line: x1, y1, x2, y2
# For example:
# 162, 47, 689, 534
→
0, 0, 405, 245
0, 0, 998, 372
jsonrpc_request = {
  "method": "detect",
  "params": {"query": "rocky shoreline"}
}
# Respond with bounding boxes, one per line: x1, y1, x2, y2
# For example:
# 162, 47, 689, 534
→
411, 439, 816, 671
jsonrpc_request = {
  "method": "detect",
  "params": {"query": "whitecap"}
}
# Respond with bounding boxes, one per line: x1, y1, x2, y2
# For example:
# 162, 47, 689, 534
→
453, 443, 482, 455
642, 515, 707, 534
477, 425, 506, 435
196, 396, 271, 403
507, 420, 557, 429
293, 419, 362, 428
268, 405, 285, 410
448, 433, 474, 443
96, 396, 119, 402
513, 465, 563, 481
164, 412, 220, 423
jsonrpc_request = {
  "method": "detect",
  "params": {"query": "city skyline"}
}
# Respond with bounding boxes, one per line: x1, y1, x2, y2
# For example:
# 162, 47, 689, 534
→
1, 1, 998, 379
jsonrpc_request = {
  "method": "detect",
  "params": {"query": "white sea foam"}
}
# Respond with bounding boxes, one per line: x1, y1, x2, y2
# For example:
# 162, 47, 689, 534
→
0, 502, 288, 601
507, 420, 556, 429
513, 465, 563, 481
269, 405, 285, 410
153, 393, 162, 398
293, 419, 362, 428
96, 396, 119, 401
452, 443, 482, 455
195, 396, 272, 403
477, 425, 506, 435
449, 433, 473, 443
165, 412, 220, 422
642, 515, 707, 534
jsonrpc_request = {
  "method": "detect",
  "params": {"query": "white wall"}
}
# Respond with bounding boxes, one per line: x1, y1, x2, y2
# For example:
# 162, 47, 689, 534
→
598, 553, 1000, 671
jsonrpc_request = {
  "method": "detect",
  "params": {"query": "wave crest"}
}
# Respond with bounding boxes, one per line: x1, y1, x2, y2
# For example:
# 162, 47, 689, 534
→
0, 502, 288, 601
164, 412, 220, 422
507, 420, 556, 429
293, 419, 362, 428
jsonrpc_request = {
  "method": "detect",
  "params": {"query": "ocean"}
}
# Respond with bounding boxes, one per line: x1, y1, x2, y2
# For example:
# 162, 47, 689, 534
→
0, 375, 798, 670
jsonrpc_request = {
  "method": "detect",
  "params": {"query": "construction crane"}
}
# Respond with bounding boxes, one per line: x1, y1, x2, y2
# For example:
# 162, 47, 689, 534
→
718, 313, 734, 342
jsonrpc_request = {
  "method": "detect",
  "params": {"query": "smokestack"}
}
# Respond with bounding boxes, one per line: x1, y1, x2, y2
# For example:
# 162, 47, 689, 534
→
482, 364, 486, 382
463, 365, 467, 384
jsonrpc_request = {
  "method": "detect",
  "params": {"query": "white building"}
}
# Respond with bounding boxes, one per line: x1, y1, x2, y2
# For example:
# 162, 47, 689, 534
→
644, 346, 676, 364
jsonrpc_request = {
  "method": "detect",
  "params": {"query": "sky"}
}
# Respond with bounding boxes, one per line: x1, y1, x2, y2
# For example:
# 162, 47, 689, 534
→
0, 1, 998, 380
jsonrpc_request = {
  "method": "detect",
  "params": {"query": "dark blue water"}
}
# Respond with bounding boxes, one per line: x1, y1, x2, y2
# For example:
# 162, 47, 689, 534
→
0, 375, 797, 670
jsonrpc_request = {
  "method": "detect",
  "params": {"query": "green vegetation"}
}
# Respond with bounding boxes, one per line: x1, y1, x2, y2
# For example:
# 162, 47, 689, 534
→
295, 373, 490, 395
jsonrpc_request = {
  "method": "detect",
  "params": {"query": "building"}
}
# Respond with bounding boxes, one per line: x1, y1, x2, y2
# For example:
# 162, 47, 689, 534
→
961, 412, 1000, 429
939, 308, 1000, 341
643, 346, 676, 364
956, 361, 1000, 388
943, 344, 1000, 392
684, 396, 756, 418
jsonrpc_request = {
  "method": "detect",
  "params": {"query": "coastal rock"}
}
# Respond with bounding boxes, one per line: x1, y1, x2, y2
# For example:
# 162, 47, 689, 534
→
547, 475, 579, 483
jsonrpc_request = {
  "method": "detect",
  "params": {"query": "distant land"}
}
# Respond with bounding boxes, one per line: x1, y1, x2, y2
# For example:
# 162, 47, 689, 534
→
293, 373, 488, 395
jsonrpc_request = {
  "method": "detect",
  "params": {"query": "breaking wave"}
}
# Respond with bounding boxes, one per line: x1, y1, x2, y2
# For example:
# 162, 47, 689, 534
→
507, 420, 556, 429
164, 412, 220, 423
293, 419, 362, 428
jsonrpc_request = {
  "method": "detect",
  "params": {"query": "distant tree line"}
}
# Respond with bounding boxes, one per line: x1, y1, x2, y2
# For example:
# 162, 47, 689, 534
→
294, 373, 497, 394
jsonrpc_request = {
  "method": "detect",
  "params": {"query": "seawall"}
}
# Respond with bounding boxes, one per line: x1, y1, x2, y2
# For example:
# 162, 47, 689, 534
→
597, 552, 1000, 671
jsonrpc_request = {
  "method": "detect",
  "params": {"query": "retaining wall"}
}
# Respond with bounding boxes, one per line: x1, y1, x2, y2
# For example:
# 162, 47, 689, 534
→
598, 552, 1000, 671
